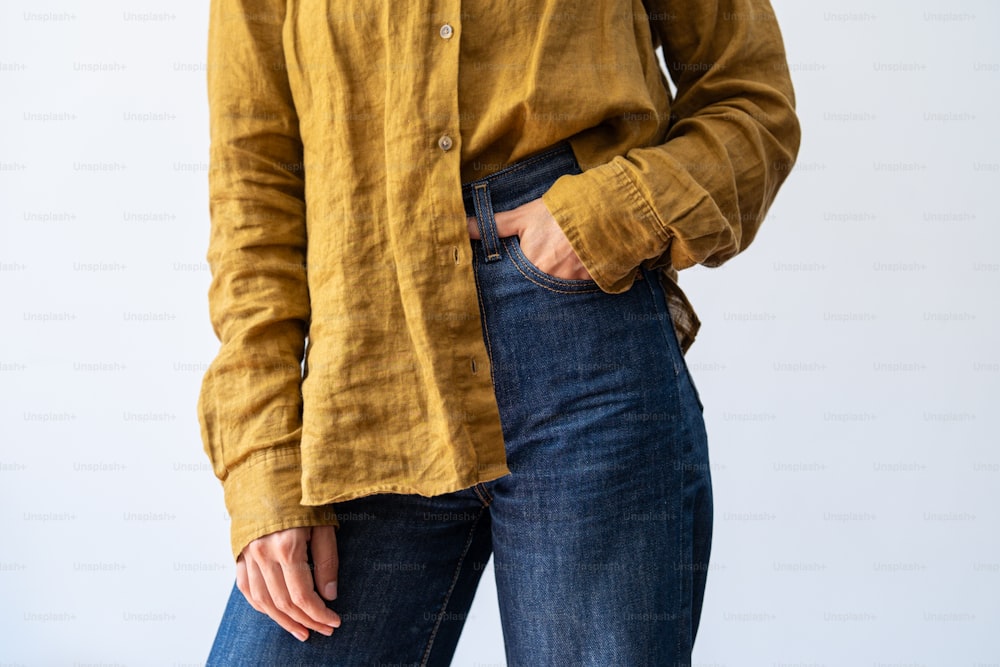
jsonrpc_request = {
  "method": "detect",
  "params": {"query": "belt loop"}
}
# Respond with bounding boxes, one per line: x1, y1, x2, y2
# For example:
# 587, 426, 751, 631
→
472, 182, 502, 262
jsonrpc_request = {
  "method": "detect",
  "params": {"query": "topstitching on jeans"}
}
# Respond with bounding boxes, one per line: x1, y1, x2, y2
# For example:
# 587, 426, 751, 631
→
472, 481, 493, 506
641, 268, 684, 379
501, 236, 601, 294
472, 182, 502, 261
418, 505, 489, 667
470, 245, 497, 377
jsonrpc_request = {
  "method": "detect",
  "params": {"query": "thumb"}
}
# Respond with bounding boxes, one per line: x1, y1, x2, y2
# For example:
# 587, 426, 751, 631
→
311, 525, 339, 601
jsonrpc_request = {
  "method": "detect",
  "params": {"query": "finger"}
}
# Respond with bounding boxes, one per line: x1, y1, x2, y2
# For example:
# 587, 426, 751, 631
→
491, 209, 518, 237
257, 554, 334, 637
466, 215, 480, 239
235, 556, 261, 614
311, 526, 340, 603
468, 211, 520, 238
247, 554, 311, 641
280, 550, 341, 630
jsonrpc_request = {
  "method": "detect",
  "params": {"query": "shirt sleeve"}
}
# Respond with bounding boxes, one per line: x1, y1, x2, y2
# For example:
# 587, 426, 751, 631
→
541, 0, 802, 293
197, 0, 338, 563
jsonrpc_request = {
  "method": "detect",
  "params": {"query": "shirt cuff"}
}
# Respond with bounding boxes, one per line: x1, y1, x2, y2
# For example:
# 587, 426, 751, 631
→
222, 445, 339, 563
542, 150, 723, 294
540, 157, 670, 293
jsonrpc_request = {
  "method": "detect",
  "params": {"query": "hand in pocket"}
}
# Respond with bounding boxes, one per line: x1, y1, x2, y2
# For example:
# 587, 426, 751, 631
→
466, 197, 593, 282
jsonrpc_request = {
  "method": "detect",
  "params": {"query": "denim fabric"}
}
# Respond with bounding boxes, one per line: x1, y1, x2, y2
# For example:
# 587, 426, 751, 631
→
206, 142, 713, 667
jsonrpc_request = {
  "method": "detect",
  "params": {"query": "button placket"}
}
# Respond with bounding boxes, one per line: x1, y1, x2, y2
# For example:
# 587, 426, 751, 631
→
435, 22, 456, 154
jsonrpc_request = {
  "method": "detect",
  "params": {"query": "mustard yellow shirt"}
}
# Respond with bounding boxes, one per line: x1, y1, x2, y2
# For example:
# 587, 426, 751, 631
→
198, 0, 801, 561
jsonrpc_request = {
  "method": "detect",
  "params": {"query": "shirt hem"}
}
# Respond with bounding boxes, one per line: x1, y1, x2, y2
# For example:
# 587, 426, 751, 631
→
300, 468, 512, 507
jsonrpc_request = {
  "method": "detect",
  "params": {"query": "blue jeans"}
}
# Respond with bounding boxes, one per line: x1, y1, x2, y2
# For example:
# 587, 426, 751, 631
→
207, 142, 713, 666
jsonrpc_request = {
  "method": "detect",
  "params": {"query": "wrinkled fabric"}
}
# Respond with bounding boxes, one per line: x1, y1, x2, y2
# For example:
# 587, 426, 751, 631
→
198, 0, 801, 561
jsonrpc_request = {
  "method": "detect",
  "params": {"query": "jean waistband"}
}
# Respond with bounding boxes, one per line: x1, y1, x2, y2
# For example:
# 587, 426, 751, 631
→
460, 141, 579, 218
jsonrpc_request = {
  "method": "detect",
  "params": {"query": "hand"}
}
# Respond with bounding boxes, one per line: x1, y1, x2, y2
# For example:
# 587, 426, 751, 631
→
236, 525, 341, 642
466, 197, 593, 281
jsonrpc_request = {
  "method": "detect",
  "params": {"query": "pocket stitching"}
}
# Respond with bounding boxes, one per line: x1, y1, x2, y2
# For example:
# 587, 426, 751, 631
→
502, 236, 601, 294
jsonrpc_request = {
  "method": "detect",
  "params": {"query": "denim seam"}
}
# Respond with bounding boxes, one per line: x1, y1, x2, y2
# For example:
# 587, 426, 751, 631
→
418, 506, 489, 667
471, 249, 497, 377
472, 482, 493, 506
645, 272, 704, 411
677, 457, 694, 661
640, 271, 699, 660
504, 236, 600, 289
642, 268, 683, 378
501, 237, 602, 294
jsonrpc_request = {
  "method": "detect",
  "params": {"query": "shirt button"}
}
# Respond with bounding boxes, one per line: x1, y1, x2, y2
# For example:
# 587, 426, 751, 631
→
439, 24, 454, 39
438, 134, 454, 151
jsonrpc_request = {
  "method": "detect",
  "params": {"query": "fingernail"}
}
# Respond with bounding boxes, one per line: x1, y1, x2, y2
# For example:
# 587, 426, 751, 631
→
295, 630, 308, 642
324, 582, 337, 600
320, 625, 334, 636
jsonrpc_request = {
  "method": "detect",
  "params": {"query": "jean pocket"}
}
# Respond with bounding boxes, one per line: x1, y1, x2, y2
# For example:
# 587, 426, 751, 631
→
501, 234, 602, 294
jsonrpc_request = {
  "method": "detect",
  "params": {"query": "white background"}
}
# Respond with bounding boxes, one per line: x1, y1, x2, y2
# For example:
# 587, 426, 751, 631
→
1, 1, 998, 665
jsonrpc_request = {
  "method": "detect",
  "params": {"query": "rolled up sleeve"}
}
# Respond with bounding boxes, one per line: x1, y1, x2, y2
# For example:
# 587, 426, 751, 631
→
542, 0, 802, 293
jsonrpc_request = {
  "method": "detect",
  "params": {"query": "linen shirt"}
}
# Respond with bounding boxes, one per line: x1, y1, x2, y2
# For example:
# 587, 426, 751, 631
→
198, 0, 802, 561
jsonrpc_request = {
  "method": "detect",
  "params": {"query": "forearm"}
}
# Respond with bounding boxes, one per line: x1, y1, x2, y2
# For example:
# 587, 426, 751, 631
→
542, 0, 801, 293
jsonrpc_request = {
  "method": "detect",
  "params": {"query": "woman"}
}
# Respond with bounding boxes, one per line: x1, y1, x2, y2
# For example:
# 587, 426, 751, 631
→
198, 0, 800, 664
